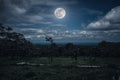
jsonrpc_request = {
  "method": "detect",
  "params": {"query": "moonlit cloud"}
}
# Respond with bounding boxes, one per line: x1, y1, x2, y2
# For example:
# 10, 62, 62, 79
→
14, 27, 120, 43
52, 24, 66, 27
87, 6, 120, 30
0, 0, 78, 24
13, 6, 26, 14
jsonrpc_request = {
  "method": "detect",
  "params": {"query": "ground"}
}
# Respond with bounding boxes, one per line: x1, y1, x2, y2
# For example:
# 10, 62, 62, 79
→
0, 57, 120, 80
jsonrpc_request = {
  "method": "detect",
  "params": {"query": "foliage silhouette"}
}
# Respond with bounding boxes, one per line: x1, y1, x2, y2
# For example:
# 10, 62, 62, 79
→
0, 23, 33, 57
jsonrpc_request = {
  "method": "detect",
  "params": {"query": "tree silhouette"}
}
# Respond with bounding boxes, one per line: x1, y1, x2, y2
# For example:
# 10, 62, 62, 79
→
0, 23, 33, 57
45, 36, 53, 44
45, 36, 54, 63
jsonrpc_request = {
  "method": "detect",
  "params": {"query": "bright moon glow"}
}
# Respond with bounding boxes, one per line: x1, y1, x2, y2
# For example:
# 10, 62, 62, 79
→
54, 8, 66, 19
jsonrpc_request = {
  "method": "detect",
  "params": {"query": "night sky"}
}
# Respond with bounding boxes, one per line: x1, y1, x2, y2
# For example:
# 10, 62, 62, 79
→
0, 0, 120, 43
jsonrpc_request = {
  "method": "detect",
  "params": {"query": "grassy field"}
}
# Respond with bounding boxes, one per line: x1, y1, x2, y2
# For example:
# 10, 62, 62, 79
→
0, 57, 120, 80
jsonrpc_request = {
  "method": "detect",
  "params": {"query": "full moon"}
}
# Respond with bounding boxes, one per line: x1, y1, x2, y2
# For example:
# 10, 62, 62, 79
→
54, 8, 66, 19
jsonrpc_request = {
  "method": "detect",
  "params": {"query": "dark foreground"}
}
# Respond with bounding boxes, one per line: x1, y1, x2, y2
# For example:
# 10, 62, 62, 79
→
0, 57, 120, 80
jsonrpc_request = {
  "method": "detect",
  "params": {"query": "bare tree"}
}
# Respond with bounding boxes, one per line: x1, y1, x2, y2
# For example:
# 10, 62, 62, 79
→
45, 36, 54, 64
45, 36, 53, 44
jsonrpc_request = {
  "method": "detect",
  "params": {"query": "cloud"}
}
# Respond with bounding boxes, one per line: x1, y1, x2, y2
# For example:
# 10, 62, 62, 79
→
87, 20, 111, 30
52, 23, 66, 27
0, 0, 77, 16
0, 0, 79, 31
87, 6, 120, 30
13, 6, 26, 14
0, 0, 52, 24
105, 7, 120, 22
14, 27, 120, 42
0, 0, 68, 29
